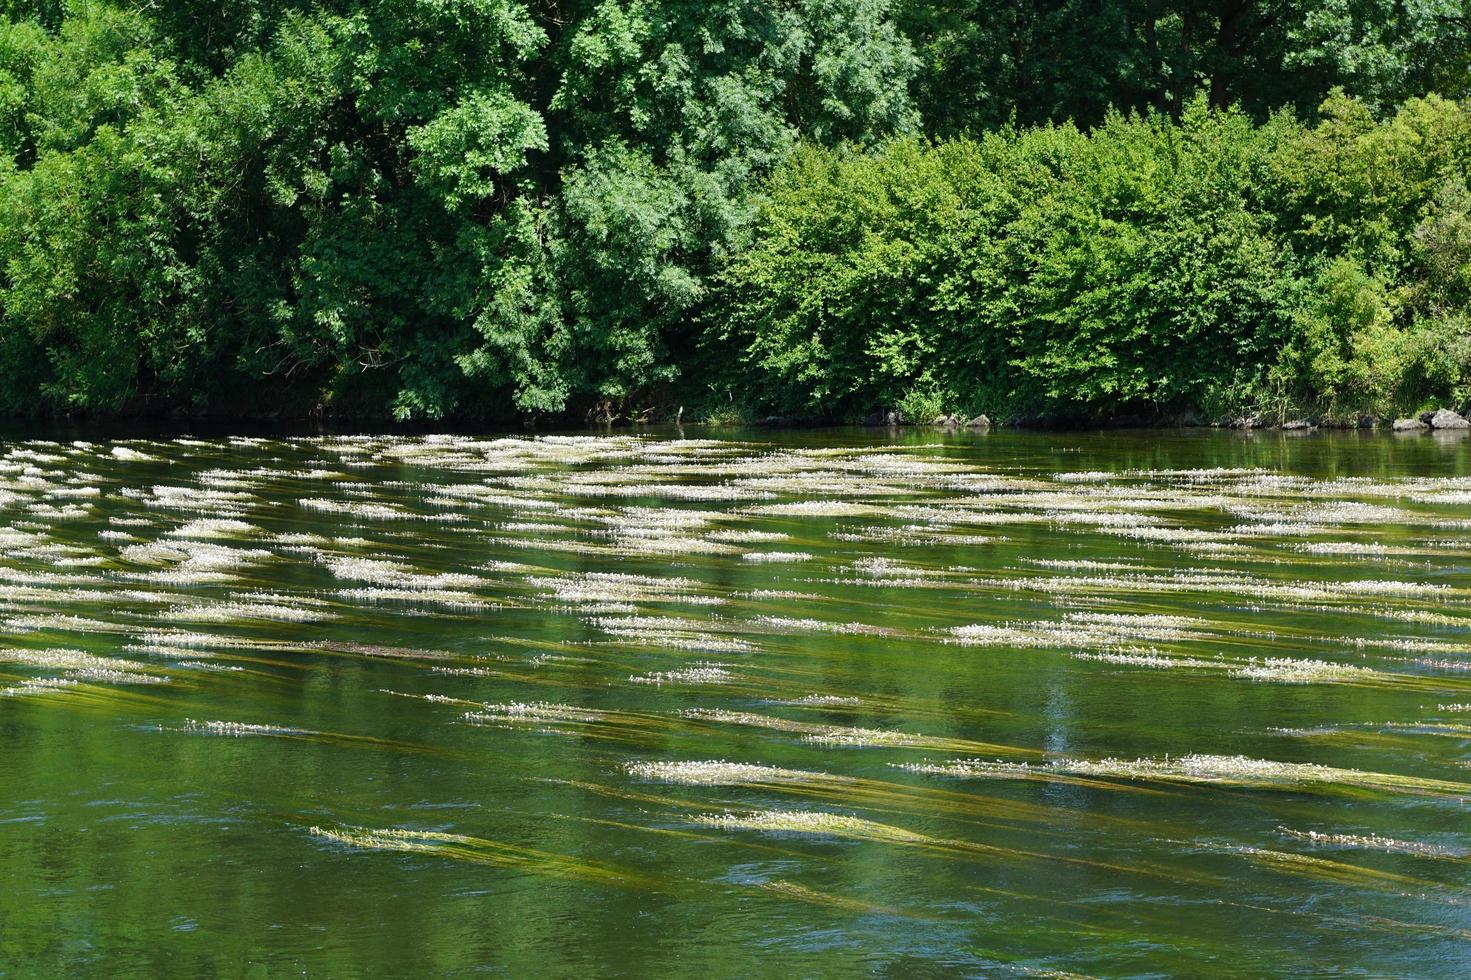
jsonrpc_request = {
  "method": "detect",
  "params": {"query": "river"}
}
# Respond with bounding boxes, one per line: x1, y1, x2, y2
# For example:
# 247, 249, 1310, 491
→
2, 427, 1469, 975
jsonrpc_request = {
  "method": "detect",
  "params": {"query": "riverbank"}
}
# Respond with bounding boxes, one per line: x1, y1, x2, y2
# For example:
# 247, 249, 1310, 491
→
835, 406, 1471, 433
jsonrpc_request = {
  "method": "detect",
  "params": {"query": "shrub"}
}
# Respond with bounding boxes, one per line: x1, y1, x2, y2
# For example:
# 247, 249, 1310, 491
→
713, 93, 1471, 424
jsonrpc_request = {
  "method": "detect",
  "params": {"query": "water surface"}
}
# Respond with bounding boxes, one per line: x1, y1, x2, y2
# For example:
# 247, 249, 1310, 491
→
2, 428, 1471, 976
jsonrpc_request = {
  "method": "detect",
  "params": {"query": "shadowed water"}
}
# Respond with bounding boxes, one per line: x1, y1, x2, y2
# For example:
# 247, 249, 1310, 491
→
2, 427, 1471, 976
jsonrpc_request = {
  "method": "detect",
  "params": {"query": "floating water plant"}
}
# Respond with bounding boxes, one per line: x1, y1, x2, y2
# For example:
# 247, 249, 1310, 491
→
625, 760, 847, 786
1, 677, 81, 696
307, 823, 660, 888
741, 551, 815, 563
692, 809, 932, 843
628, 665, 735, 686
780, 694, 863, 707
182, 719, 309, 737
1054, 754, 1471, 798
1276, 826, 1462, 858
680, 708, 1032, 755
464, 702, 609, 727
1230, 658, 1381, 684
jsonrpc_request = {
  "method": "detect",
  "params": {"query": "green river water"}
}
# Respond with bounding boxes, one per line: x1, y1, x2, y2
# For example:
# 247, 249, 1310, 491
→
2, 427, 1471, 977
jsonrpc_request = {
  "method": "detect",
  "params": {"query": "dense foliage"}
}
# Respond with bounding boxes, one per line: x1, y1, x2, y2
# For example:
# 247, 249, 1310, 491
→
717, 95, 1471, 423
0, 1, 1467, 422
901, 0, 1471, 134
0, 0, 914, 418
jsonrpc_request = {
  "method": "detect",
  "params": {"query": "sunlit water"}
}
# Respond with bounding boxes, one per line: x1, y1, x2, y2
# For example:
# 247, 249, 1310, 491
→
3, 427, 1471, 976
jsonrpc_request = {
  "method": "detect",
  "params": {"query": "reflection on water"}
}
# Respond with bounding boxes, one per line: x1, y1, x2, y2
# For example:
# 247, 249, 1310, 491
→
2, 427, 1471, 975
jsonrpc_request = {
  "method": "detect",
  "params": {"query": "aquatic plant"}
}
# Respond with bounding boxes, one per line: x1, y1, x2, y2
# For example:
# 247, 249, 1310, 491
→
464, 702, 608, 726
1, 677, 81, 696
779, 694, 863, 707
1230, 658, 1381, 683
528, 572, 725, 608
680, 708, 1027, 755
692, 809, 931, 843
1276, 826, 1462, 858
1056, 754, 1471, 797
741, 551, 815, 563
626, 760, 846, 786
182, 719, 308, 737
307, 824, 654, 888
628, 665, 735, 686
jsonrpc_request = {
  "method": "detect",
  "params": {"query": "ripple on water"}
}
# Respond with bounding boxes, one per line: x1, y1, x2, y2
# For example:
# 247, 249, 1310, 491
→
0, 433, 1468, 975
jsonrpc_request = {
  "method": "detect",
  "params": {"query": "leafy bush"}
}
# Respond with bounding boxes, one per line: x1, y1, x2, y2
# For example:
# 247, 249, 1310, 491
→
1279, 259, 1408, 420
715, 94, 1471, 423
